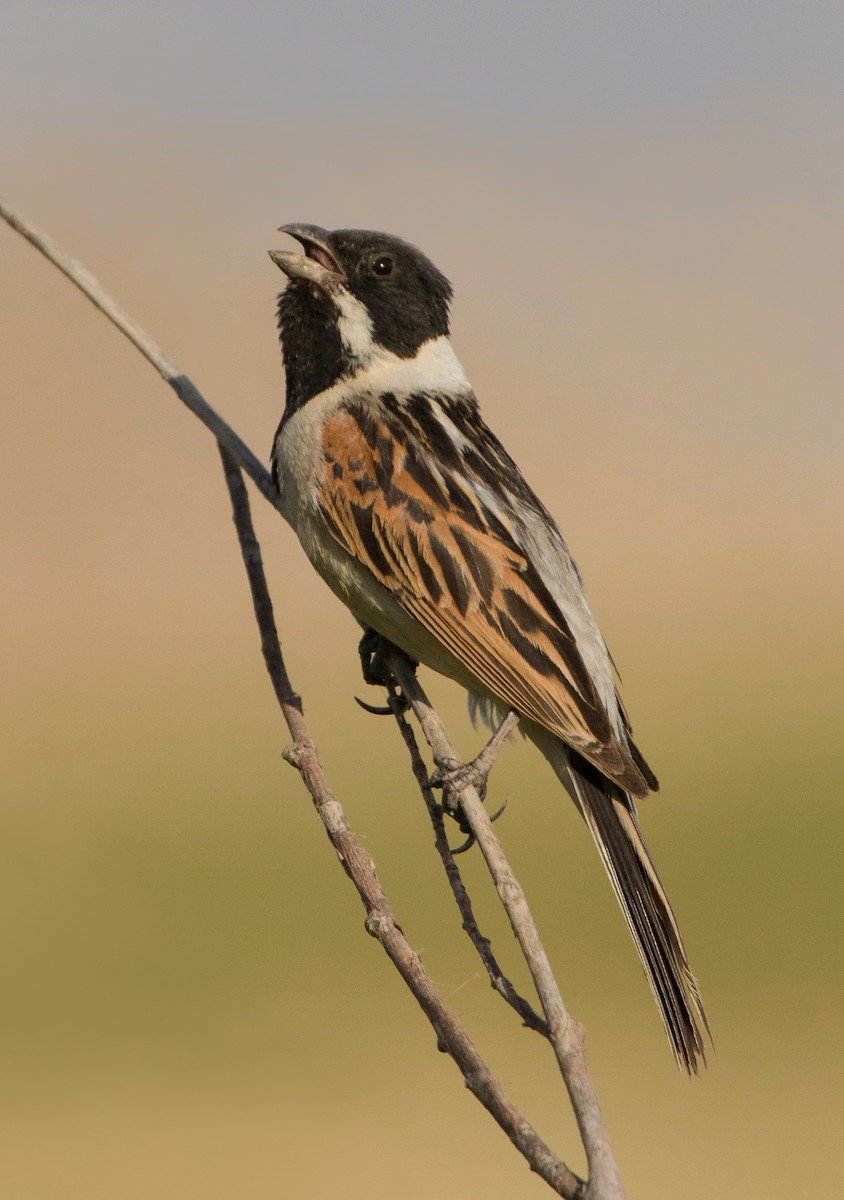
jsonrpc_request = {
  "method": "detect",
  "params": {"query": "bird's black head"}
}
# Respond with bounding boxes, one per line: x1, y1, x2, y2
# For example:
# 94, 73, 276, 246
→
271, 225, 453, 413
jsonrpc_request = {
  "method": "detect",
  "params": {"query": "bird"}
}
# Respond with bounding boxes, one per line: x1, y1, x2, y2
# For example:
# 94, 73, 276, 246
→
269, 223, 709, 1073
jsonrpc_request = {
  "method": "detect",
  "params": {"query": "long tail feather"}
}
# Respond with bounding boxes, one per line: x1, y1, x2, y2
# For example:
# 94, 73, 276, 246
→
534, 729, 710, 1073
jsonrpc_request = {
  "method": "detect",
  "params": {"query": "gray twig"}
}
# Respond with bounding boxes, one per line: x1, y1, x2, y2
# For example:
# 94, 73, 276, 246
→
386, 653, 625, 1200
385, 682, 551, 1037
0, 194, 278, 510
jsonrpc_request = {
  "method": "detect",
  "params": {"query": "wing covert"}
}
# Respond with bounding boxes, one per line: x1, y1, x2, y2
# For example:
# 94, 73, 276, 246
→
319, 401, 647, 792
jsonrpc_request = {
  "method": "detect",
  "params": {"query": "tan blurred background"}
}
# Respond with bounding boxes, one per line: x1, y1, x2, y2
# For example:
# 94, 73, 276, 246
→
2, 5, 843, 1198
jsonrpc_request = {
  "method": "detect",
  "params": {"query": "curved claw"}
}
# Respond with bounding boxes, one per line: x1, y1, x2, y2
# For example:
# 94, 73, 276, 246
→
354, 695, 393, 716
490, 796, 509, 823
451, 832, 477, 855
447, 798, 506, 854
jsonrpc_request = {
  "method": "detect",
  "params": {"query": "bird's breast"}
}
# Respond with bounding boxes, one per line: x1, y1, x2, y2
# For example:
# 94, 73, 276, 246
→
274, 370, 374, 530
272, 388, 488, 687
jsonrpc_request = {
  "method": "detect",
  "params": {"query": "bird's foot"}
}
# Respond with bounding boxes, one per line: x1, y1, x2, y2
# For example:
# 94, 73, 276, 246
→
430, 757, 490, 805
355, 628, 416, 714
430, 709, 520, 800
428, 776, 509, 854
358, 627, 393, 687
429, 710, 519, 851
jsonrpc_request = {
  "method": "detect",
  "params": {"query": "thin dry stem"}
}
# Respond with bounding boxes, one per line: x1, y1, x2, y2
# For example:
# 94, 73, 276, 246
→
0, 194, 277, 510
385, 683, 551, 1037
387, 653, 625, 1200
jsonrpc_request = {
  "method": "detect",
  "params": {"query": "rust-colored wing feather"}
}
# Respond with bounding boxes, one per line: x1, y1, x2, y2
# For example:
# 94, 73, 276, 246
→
319, 401, 647, 793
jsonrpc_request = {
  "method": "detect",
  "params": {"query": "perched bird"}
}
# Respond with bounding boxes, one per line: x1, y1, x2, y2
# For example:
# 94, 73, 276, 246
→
269, 224, 709, 1072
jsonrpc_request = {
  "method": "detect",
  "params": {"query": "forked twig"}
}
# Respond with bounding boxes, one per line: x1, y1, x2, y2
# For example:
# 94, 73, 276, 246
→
1, 194, 626, 1200
385, 682, 550, 1037
386, 653, 624, 1200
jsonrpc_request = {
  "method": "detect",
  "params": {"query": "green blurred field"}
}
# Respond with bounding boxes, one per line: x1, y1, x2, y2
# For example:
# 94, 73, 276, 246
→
2, 126, 842, 1198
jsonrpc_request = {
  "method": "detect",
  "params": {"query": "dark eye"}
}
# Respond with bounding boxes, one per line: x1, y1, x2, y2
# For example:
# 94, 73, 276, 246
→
372, 256, 394, 276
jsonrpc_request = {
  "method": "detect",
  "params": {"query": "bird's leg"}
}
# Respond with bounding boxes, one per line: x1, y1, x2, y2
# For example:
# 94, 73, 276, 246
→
355, 628, 415, 715
429, 709, 521, 830
358, 626, 390, 687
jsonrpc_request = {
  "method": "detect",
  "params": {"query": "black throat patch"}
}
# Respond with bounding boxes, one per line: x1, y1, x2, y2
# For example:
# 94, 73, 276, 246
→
276, 281, 346, 418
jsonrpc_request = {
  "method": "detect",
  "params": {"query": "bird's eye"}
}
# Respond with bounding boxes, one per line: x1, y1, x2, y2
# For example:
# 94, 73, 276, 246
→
372, 256, 394, 276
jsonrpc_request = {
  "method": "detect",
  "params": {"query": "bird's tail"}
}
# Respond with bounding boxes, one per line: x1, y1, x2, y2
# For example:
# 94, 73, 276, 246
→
536, 731, 710, 1073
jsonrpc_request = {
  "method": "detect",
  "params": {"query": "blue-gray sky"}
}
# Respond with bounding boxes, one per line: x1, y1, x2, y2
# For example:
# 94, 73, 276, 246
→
3, 1, 843, 133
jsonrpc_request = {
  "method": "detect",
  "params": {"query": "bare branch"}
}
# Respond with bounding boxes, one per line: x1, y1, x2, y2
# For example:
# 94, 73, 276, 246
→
0, 193, 278, 511
386, 653, 625, 1200
385, 683, 551, 1037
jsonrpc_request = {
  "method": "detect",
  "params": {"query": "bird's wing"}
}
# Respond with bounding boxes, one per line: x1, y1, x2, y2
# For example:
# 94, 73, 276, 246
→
318, 397, 648, 794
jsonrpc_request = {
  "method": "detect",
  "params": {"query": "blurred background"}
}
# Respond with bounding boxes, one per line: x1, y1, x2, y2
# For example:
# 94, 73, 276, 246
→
2, 3, 842, 1197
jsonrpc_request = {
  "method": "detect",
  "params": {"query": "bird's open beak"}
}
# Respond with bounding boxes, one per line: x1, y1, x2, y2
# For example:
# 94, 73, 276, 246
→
269, 223, 344, 286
